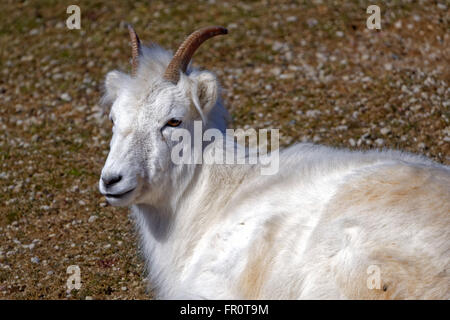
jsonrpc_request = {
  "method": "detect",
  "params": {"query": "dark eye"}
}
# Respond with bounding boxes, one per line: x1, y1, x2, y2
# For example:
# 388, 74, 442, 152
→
166, 118, 182, 127
110, 118, 114, 125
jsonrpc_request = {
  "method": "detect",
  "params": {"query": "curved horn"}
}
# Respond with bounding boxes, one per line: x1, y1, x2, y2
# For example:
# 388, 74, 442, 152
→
128, 24, 141, 76
164, 26, 228, 84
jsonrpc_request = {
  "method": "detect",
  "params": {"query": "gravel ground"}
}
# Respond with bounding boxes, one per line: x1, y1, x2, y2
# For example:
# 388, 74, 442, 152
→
0, 0, 448, 299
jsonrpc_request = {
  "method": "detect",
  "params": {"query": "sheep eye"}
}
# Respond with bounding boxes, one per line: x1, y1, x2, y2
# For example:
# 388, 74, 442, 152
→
166, 119, 182, 127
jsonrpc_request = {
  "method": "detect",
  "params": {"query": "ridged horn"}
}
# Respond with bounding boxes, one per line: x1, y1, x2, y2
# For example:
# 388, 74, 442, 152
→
128, 24, 141, 77
164, 26, 228, 84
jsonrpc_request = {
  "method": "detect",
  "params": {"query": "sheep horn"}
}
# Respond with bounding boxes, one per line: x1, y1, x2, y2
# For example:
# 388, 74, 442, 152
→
128, 24, 141, 77
164, 26, 228, 84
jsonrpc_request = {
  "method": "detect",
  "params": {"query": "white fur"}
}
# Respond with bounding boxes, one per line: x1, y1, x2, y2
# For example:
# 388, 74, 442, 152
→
99, 44, 450, 299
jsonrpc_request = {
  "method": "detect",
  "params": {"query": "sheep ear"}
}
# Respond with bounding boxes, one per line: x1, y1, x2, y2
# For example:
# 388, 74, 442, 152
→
104, 70, 125, 101
192, 71, 219, 113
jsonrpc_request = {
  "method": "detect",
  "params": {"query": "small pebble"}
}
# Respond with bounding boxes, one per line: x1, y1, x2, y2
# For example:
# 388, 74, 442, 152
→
380, 127, 391, 135
375, 138, 384, 146
349, 138, 356, 147
60, 93, 72, 102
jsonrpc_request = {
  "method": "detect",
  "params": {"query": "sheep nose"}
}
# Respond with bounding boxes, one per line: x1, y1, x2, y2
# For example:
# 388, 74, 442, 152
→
102, 174, 122, 187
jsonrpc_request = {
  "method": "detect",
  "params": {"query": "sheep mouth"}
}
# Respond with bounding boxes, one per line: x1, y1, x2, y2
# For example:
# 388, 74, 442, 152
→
105, 188, 135, 199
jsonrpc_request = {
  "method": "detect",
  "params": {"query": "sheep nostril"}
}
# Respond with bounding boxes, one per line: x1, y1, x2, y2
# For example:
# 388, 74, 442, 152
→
102, 175, 122, 187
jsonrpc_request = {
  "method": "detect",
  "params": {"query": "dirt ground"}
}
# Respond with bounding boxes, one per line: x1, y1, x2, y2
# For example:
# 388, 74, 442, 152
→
0, 0, 448, 299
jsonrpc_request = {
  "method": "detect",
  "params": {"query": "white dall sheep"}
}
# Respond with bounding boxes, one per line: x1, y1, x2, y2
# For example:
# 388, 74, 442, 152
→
99, 26, 450, 299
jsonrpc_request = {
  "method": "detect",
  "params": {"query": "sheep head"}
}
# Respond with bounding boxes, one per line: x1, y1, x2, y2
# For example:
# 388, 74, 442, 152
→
99, 26, 229, 207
